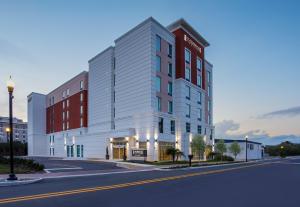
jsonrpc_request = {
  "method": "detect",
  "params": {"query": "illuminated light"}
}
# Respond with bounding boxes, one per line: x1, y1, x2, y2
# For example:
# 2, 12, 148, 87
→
72, 136, 75, 144
7, 76, 15, 93
5, 127, 10, 133
125, 137, 129, 141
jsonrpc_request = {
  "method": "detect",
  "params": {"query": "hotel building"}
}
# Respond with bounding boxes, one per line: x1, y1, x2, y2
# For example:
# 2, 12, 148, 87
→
28, 17, 214, 161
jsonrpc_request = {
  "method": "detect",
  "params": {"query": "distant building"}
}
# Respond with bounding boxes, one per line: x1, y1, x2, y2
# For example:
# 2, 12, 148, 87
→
215, 139, 263, 160
0, 117, 28, 143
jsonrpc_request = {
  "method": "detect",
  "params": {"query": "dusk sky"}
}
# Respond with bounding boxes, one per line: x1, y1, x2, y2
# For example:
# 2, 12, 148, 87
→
0, 0, 299, 145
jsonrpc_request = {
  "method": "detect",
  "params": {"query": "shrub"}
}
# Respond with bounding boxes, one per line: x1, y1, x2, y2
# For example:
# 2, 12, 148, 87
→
0, 156, 44, 172
214, 154, 234, 162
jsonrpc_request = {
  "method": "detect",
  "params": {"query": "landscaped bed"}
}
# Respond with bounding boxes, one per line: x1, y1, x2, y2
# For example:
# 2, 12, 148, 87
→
0, 157, 44, 174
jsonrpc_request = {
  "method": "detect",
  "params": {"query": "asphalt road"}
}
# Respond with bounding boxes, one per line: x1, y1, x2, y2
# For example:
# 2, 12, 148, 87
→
29, 157, 121, 173
0, 158, 299, 207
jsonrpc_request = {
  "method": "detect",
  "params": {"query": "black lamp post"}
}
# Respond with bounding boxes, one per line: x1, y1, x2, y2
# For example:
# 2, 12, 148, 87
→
245, 135, 248, 163
7, 76, 17, 181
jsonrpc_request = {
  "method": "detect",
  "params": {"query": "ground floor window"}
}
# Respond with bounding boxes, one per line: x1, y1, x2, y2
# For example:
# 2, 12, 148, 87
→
158, 142, 175, 161
67, 145, 74, 157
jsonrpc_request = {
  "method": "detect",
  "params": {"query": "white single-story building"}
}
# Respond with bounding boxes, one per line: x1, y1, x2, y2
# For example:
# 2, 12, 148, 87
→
215, 139, 263, 161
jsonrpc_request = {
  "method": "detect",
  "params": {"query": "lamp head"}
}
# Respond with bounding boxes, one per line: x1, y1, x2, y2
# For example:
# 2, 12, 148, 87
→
5, 127, 10, 133
7, 76, 15, 93
245, 135, 249, 139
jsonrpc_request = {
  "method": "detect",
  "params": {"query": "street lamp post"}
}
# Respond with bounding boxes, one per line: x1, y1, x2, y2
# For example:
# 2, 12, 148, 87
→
245, 135, 248, 162
7, 76, 17, 181
5, 127, 10, 143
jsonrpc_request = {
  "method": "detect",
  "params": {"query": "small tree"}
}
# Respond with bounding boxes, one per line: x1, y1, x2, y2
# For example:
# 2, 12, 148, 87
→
215, 139, 227, 161
166, 147, 177, 162
229, 141, 241, 160
175, 150, 185, 161
191, 135, 206, 160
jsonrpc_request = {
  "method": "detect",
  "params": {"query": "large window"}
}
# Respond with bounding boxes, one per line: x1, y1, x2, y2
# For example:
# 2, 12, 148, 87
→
197, 108, 202, 121
185, 66, 191, 81
197, 57, 202, 70
207, 71, 211, 83
168, 82, 173, 96
156, 35, 161, 52
197, 91, 202, 104
159, 117, 164, 133
80, 80, 84, 90
208, 85, 211, 97
197, 125, 202, 134
186, 122, 191, 133
185, 48, 191, 64
186, 104, 191, 118
168, 44, 172, 57
157, 96, 161, 111
156, 55, 161, 72
156, 76, 161, 92
168, 63, 172, 77
170, 120, 175, 135
197, 71, 202, 87
168, 101, 173, 114
185, 85, 191, 100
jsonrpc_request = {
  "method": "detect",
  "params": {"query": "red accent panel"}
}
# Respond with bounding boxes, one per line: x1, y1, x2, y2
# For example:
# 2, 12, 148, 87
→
46, 90, 88, 134
172, 28, 206, 90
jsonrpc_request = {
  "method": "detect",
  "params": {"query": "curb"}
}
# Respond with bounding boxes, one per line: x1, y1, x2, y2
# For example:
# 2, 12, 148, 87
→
0, 178, 43, 187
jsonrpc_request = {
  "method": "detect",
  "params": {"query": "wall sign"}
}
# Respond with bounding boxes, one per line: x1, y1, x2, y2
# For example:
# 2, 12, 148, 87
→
132, 149, 147, 157
184, 34, 202, 53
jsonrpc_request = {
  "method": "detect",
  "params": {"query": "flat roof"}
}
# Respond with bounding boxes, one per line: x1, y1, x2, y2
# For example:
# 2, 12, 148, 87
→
167, 18, 210, 47
215, 139, 262, 145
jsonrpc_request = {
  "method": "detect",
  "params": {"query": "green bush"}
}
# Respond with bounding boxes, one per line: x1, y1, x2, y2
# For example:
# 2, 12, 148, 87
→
214, 154, 234, 161
0, 156, 44, 172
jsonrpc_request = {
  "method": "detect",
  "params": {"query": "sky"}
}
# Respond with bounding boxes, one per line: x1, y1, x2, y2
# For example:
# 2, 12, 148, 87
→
0, 0, 299, 145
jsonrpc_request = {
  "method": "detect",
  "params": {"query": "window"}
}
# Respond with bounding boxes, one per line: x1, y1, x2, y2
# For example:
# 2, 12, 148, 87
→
80, 105, 83, 116
158, 117, 164, 133
170, 120, 175, 135
52, 97, 54, 105
208, 100, 211, 112
63, 101, 65, 109
207, 71, 211, 83
197, 71, 202, 87
80, 118, 83, 127
156, 55, 161, 72
168, 82, 173, 96
168, 44, 172, 57
168, 63, 172, 77
80, 93, 83, 102
77, 145, 81, 157
186, 104, 191, 118
63, 123, 65, 131
157, 96, 161, 111
197, 57, 202, 70
185, 85, 191, 100
67, 111, 69, 119
197, 125, 202, 134
185, 48, 191, 64
80, 80, 84, 90
67, 89, 70, 96
156, 76, 161, 92
208, 85, 211, 97
168, 101, 173, 114
156, 35, 161, 52
66, 122, 69, 130
81, 145, 84, 157
197, 108, 202, 121
186, 122, 191, 133
67, 99, 69, 108
62, 112, 65, 121
197, 91, 202, 104
185, 66, 191, 81
63, 91, 66, 99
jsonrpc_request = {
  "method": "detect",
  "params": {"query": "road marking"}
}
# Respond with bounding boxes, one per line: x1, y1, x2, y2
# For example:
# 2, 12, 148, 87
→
0, 162, 271, 204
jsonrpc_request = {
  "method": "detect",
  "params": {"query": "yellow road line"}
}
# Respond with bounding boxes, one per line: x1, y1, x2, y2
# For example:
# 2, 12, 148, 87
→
0, 162, 270, 204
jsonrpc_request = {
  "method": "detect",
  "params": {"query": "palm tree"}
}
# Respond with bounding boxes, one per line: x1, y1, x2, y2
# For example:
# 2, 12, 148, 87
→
166, 147, 184, 162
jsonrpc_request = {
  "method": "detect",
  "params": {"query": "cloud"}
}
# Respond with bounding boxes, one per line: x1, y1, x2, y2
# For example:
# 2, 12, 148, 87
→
259, 106, 300, 119
215, 119, 300, 145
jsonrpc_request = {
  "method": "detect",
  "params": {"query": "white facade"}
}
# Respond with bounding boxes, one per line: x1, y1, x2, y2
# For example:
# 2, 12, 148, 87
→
216, 139, 263, 160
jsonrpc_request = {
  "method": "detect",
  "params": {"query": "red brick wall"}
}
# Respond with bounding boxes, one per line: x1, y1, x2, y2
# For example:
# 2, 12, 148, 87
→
46, 90, 88, 134
172, 28, 206, 90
